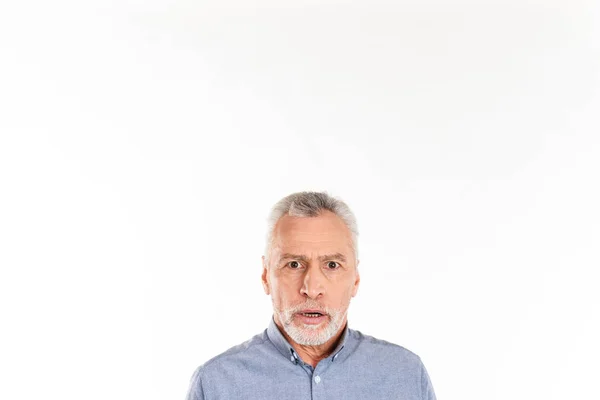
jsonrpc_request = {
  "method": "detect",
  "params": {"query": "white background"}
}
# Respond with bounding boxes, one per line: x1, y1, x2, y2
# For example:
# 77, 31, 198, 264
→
1, 1, 599, 399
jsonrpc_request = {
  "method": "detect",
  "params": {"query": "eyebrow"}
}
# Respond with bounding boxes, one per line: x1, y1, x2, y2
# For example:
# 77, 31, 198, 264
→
279, 253, 347, 264
318, 253, 347, 263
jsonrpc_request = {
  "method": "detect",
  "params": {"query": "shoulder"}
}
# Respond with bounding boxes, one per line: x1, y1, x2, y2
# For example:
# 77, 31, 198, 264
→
346, 328, 434, 396
348, 328, 424, 367
186, 330, 273, 399
195, 329, 271, 374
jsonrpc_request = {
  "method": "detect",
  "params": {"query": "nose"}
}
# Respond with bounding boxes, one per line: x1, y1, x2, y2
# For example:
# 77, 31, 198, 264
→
300, 265, 325, 299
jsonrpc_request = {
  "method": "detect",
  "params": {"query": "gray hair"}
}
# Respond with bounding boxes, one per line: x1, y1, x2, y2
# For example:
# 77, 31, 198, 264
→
264, 191, 359, 264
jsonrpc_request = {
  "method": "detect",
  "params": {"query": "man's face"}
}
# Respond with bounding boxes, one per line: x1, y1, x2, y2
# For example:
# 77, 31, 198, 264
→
262, 211, 360, 346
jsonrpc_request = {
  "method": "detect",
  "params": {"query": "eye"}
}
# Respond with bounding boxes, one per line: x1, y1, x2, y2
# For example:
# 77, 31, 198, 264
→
327, 261, 340, 269
288, 261, 300, 269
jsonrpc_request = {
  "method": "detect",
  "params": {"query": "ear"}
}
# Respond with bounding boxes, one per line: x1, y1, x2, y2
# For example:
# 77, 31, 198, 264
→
261, 256, 271, 295
352, 259, 360, 297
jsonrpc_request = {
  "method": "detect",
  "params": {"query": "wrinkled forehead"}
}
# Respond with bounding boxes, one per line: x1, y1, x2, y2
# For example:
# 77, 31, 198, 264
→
271, 212, 355, 260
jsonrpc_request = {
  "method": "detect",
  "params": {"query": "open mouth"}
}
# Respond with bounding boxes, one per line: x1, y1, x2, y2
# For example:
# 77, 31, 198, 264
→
300, 312, 324, 317
295, 310, 327, 325
298, 310, 326, 318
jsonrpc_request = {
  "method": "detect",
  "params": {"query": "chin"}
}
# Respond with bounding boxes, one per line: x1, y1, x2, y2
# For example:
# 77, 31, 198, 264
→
285, 319, 339, 346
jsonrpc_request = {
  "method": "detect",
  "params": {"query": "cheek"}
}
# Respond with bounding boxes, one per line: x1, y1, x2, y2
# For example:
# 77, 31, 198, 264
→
269, 274, 301, 303
331, 280, 357, 305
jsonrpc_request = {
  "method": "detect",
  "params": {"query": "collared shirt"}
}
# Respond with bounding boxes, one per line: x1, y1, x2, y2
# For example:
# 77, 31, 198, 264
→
186, 319, 436, 400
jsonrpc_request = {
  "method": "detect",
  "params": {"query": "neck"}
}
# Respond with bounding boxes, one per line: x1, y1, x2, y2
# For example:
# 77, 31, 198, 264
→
275, 318, 347, 368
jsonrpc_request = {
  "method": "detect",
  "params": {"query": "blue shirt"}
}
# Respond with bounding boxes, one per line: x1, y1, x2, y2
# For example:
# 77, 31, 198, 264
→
186, 319, 436, 400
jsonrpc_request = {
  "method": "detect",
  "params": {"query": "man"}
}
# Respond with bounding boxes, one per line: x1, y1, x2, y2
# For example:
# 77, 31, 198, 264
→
186, 191, 436, 399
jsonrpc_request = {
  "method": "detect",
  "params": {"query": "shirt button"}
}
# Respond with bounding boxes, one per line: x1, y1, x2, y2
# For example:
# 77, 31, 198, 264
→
314, 375, 321, 384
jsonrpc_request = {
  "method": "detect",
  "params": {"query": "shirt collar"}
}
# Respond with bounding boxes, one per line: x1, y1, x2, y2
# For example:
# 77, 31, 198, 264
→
266, 317, 350, 365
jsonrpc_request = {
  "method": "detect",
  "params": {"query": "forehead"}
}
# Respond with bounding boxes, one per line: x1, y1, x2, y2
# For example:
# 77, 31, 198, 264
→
272, 211, 354, 256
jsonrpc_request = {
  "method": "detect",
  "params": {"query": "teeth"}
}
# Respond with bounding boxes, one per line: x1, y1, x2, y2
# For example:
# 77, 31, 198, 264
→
303, 313, 322, 317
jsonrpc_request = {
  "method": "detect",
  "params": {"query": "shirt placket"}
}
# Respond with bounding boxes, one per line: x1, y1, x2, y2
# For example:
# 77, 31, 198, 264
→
290, 349, 334, 400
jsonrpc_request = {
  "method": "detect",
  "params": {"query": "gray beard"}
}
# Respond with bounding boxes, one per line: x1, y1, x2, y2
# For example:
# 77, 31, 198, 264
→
275, 304, 347, 346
